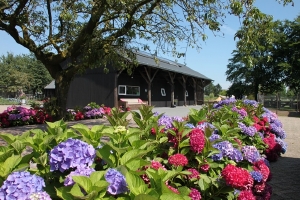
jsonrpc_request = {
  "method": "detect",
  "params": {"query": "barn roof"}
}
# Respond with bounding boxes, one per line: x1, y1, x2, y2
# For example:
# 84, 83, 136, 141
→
135, 51, 212, 82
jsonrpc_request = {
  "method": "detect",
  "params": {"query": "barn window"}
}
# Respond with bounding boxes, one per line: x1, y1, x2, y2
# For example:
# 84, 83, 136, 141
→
161, 88, 166, 96
185, 90, 189, 97
118, 85, 140, 96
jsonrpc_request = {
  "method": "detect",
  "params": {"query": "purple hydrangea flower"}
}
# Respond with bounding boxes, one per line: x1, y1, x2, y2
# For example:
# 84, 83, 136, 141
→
238, 122, 257, 137
27, 191, 52, 200
250, 171, 263, 182
243, 99, 259, 107
0, 171, 45, 200
242, 145, 261, 163
212, 141, 243, 162
64, 166, 95, 186
49, 138, 96, 172
197, 122, 216, 131
172, 116, 184, 122
158, 115, 173, 129
270, 123, 286, 139
105, 168, 128, 195
213, 98, 236, 109
209, 133, 221, 142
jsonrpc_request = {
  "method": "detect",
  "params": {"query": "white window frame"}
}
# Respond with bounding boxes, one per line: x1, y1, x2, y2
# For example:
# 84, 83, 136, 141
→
118, 85, 126, 95
118, 85, 140, 96
185, 90, 189, 97
161, 88, 166, 96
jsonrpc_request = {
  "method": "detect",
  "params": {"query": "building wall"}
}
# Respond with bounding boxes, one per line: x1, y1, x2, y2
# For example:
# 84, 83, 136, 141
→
66, 66, 207, 108
67, 69, 115, 108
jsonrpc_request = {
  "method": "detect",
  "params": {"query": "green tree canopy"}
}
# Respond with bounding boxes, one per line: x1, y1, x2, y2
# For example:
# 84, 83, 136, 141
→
0, 0, 294, 117
0, 53, 52, 97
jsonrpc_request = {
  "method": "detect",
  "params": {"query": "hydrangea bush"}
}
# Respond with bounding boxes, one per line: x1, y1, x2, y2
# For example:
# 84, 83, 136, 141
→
0, 99, 287, 199
0, 102, 112, 128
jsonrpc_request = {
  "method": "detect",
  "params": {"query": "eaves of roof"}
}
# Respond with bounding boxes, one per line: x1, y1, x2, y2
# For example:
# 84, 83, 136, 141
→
135, 51, 213, 82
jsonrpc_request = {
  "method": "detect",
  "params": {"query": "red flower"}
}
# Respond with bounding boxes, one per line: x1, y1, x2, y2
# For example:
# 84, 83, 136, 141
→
168, 153, 188, 167
237, 190, 255, 200
200, 164, 210, 173
187, 168, 200, 179
151, 161, 166, 170
189, 188, 201, 200
263, 134, 282, 161
253, 160, 270, 182
189, 128, 205, 154
221, 164, 254, 190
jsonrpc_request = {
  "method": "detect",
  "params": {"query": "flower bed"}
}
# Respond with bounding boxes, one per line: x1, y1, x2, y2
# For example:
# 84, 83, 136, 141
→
0, 99, 287, 199
0, 102, 112, 128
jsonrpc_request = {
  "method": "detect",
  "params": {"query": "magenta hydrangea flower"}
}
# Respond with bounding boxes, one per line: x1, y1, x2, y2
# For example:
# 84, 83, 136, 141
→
189, 188, 201, 200
105, 168, 128, 195
0, 171, 46, 200
187, 168, 200, 179
168, 153, 188, 167
189, 128, 205, 154
49, 138, 96, 172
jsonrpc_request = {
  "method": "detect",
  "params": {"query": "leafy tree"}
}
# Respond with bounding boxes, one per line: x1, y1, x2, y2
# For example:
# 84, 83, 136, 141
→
204, 82, 214, 96
0, 53, 52, 97
274, 16, 300, 94
226, 17, 286, 100
214, 83, 222, 97
0, 0, 294, 117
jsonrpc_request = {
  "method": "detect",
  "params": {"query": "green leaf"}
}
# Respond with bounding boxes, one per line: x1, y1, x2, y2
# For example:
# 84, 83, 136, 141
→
125, 171, 148, 195
10, 140, 26, 153
72, 123, 91, 138
135, 194, 158, 200
90, 171, 105, 184
70, 183, 85, 198
72, 176, 93, 193
0, 134, 16, 145
32, 152, 48, 166
125, 158, 149, 171
160, 193, 185, 200
3, 155, 22, 176
56, 187, 74, 200
0, 149, 13, 162
120, 149, 149, 165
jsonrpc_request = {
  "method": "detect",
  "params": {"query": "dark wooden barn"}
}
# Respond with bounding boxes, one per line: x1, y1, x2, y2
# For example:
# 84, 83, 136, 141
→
46, 52, 212, 109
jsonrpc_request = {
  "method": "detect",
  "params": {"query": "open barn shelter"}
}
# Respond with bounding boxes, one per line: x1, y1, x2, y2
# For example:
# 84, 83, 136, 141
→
46, 51, 212, 109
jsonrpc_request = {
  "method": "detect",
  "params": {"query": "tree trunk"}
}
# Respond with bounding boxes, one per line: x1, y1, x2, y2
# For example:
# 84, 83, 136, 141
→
114, 73, 118, 108
183, 85, 186, 106
54, 71, 72, 120
148, 82, 152, 106
171, 83, 174, 106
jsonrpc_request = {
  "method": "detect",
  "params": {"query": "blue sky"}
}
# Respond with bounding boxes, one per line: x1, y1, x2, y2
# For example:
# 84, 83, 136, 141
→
0, 0, 299, 89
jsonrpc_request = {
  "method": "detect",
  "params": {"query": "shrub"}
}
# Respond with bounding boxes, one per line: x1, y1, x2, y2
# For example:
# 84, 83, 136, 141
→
0, 99, 286, 199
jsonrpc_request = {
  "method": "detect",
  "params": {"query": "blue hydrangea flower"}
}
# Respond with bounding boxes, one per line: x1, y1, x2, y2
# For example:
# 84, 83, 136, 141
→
28, 191, 52, 200
185, 123, 195, 129
0, 171, 45, 200
64, 166, 95, 186
49, 138, 96, 172
250, 171, 263, 182
228, 148, 244, 162
238, 122, 257, 137
275, 137, 288, 154
105, 168, 128, 195
211, 153, 223, 161
242, 145, 261, 163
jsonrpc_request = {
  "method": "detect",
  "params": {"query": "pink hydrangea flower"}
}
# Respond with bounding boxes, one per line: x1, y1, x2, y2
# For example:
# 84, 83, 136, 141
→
168, 154, 188, 167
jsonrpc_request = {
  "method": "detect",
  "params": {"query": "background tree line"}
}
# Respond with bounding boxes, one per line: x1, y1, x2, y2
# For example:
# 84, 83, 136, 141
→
0, 53, 52, 98
226, 14, 300, 100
